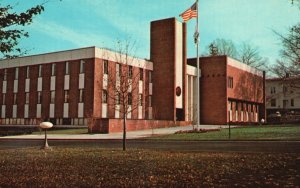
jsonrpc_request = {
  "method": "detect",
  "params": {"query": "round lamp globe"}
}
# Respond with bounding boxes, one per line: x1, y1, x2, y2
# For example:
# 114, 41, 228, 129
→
39, 122, 53, 129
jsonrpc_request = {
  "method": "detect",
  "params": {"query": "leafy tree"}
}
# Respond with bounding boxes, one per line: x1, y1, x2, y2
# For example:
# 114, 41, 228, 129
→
0, 3, 44, 59
208, 43, 218, 56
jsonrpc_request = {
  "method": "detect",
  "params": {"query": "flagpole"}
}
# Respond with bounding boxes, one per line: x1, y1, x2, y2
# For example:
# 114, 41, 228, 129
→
195, 0, 200, 129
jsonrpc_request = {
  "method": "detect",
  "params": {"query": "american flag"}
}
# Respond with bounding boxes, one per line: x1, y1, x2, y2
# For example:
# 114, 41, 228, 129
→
180, 2, 198, 22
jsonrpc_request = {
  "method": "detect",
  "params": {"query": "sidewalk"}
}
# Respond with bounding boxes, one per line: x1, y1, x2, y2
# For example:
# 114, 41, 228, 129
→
0, 125, 228, 140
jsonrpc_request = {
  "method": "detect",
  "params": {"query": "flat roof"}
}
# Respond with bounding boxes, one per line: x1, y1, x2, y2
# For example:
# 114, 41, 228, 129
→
0, 46, 153, 70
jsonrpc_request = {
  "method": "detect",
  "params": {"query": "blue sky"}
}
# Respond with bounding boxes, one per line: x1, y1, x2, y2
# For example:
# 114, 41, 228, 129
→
3, 0, 300, 65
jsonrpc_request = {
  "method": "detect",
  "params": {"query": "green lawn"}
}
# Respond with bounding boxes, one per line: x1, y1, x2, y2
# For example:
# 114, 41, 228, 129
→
153, 125, 300, 140
32, 128, 88, 135
0, 148, 298, 187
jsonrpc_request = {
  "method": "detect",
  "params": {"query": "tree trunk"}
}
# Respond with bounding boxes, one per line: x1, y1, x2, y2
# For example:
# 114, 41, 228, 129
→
123, 113, 126, 151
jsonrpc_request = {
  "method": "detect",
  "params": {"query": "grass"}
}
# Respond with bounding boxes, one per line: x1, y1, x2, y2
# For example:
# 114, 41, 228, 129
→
0, 147, 298, 187
153, 125, 300, 140
32, 128, 88, 135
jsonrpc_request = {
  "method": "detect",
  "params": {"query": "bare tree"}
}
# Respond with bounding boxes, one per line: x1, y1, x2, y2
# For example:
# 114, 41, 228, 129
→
239, 42, 268, 69
206, 39, 268, 69
104, 41, 143, 151
272, 1, 300, 77
275, 24, 300, 70
206, 38, 238, 58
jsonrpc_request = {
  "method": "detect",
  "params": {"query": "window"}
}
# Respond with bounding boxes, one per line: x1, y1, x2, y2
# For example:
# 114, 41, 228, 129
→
270, 87, 276, 94
103, 60, 108, 74
3, 69, 7, 81
2, 93, 5, 104
149, 71, 152, 83
37, 91, 42, 104
15, 68, 19, 80
102, 90, 107, 103
116, 63, 121, 77
51, 64, 56, 76
65, 62, 69, 75
116, 93, 120, 105
149, 96, 152, 107
128, 66, 133, 78
38, 65, 42, 77
79, 89, 84, 103
64, 90, 69, 103
291, 99, 294, 107
139, 94, 142, 106
13, 93, 17, 105
228, 76, 233, 88
139, 68, 143, 80
25, 93, 29, 104
128, 93, 132, 105
50, 91, 55, 103
283, 86, 287, 93
80, 60, 85, 73
26, 67, 30, 78
283, 100, 288, 108
228, 101, 233, 111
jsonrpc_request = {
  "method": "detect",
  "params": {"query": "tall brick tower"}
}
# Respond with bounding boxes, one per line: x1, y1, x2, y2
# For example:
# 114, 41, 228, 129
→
150, 18, 187, 121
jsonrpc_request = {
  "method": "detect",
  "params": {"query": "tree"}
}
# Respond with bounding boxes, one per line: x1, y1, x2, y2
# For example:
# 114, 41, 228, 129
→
275, 24, 300, 71
105, 41, 143, 151
208, 43, 218, 56
0, 3, 44, 59
291, 0, 300, 8
206, 38, 238, 59
271, 0, 300, 84
239, 42, 268, 69
206, 39, 267, 69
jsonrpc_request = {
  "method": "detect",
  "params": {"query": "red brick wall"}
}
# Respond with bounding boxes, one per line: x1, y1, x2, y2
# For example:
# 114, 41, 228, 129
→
29, 66, 38, 118
131, 66, 139, 119
42, 64, 51, 119
55, 63, 64, 118
93, 58, 102, 118
150, 17, 176, 121
69, 60, 80, 118
107, 60, 116, 119
17, 67, 26, 118
144, 70, 149, 119
88, 118, 192, 133
227, 65, 264, 103
200, 56, 227, 124
84, 59, 95, 118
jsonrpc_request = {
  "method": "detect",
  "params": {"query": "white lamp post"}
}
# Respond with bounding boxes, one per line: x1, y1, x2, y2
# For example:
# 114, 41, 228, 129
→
39, 122, 53, 149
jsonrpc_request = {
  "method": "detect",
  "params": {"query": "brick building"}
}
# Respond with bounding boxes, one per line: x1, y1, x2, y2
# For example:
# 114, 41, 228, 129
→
188, 56, 266, 125
0, 17, 265, 132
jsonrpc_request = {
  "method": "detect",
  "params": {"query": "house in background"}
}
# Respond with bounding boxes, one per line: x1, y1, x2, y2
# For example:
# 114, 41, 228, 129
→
266, 75, 300, 120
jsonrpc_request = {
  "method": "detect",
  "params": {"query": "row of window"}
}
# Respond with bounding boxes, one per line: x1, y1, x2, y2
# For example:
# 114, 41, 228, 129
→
270, 86, 295, 94
228, 101, 258, 112
0, 118, 86, 125
0, 89, 84, 105
103, 60, 151, 82
102, 90, 151, 106
2, 60, 85, 80
270, 99, 295, 107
